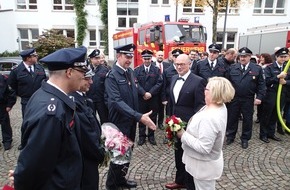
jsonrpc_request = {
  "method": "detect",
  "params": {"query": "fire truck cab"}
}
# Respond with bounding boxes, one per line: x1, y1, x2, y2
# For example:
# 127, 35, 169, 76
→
113, 19, 207, 68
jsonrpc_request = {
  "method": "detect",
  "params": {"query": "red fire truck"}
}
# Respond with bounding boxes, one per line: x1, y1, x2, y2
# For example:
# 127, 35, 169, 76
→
113, 20, 207, 68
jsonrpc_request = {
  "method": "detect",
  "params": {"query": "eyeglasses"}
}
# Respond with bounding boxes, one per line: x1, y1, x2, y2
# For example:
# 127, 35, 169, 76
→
143, 58, 151, 60
204, 87, 209, 91
72, 67, 86, 75
174, 63, 187, 67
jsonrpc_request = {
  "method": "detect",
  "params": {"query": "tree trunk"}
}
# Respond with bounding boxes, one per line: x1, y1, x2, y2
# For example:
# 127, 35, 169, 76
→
212, 0, 219, 43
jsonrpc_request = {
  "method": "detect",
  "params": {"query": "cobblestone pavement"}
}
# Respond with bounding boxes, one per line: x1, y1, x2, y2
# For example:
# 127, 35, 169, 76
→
1, 100, 290, 189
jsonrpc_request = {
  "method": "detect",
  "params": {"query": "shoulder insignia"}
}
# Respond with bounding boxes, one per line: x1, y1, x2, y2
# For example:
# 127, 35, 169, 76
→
106, 70, 112, 77
11, 64, 19, 70
46, 98, 57, 115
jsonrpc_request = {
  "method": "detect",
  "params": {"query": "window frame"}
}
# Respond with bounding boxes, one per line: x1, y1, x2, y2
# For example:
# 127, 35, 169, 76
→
116, 0, 138, 28
216, 31, 236, 50
16, 0, 38, 10
253, 0, 285, 14
18, 28, 39, 50
182, 0, 204, 13
52, 0, 74, 11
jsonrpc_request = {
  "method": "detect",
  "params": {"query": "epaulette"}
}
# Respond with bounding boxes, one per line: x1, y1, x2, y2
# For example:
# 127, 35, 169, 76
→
11, 64, 19, 70
106, 70, 112, 77
46, 97, 57, 115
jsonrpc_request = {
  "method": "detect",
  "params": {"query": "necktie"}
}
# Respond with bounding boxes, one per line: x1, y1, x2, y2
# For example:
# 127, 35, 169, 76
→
145, 68, 149, 74
29, 66, 34, 76
125, 71, 131, 86
210, 62, 214, 70
177, 77, 185, 81
242, 65, 245, 73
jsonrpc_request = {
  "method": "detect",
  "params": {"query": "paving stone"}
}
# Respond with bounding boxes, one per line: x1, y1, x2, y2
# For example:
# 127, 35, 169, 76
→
0, 100, 290, 189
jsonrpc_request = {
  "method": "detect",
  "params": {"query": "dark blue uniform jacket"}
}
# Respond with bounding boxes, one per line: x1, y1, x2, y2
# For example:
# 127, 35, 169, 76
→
14, 81, 83, 190
227, 62, 265, 100
8, 62, 46, 103
70, 92, 105, 190
105, 64, 142, 141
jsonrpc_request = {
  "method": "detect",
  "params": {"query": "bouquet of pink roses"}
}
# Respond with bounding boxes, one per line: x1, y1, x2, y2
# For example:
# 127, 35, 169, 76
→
101, 123, 134, 166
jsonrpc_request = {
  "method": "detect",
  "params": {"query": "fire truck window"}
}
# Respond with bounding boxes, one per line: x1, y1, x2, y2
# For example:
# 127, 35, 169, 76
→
139, 30, 145, 45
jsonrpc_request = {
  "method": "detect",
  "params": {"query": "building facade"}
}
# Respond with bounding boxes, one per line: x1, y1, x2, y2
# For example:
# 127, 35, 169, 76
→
0, 0, 289, 61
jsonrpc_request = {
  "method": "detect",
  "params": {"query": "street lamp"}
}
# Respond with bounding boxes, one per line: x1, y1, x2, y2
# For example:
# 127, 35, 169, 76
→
222, 0, 229, 49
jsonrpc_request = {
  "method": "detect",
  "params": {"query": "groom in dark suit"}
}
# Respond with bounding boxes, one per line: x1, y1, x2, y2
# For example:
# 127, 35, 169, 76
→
165, 54, 206, 190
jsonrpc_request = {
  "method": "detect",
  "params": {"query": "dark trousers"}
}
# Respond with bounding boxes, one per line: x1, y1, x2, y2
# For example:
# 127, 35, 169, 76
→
95, 101, 109, 124
175, 139, 195, 189
106, 162, 129, 188
226, 98, 254, 142
20, 102, 27, 141
91, 101, 109, 124
260, 92, 284, 137
157, 97, 165, 125
0, 105, 12, 144
138, 98, 158, 138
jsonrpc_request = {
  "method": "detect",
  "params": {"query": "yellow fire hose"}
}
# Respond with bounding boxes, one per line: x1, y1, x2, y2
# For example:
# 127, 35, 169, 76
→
276, 59, 290, 133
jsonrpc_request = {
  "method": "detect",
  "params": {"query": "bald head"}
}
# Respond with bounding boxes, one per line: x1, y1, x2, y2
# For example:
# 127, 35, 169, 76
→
175, 54, 191, 76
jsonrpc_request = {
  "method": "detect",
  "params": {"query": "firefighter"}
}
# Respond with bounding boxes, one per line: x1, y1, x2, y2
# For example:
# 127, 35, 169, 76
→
193, 44, 227, 81
226, 47, 266, 149
0, 73, 16, 150
104, 44, 156, 190
259, 47, 290, 142
8, 48, 46, 150
134, 49, 163, 145
86, 49, 110, 124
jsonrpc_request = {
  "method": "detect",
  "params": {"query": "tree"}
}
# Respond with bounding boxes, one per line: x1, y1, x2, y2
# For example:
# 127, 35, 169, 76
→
32, 29, 75, 59
100, 0, 108, 55
73, 0, 88, 46
178, 0, 241, 43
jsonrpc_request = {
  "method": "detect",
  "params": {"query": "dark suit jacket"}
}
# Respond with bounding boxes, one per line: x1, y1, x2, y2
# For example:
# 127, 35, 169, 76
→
168, 73, 206, 123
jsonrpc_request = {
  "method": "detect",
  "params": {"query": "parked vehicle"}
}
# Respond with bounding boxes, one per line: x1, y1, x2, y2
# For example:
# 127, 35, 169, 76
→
0, 57, 22, 76
239, 22, 290, 55
113, 18, 207, 68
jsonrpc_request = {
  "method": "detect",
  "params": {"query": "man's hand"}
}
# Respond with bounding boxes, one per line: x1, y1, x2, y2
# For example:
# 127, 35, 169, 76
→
254, 98, 261, 105
162, 101, 168, 105
279, 78, 287, 85
143, 92, 152, 100
140, 110, 156, 130
6, 107, 12, 112
277, 71, 287, 79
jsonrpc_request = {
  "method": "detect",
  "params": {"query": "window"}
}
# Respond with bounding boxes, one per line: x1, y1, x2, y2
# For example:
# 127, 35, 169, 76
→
87, 0, 96, 4
182, 0, 203, 13
17, 0, 37, 10
53, 0, 74, 11
162, 0, 169, 4
99, 30, 106, 47
117, 0, 138, 28
54, 29, 75, 38
217, 32, 236, 49
219, 0, 240, 14
89, 30, 97, 46
151, 0, 158, 4
253, 0, 285, 14
18, 28, 39, 50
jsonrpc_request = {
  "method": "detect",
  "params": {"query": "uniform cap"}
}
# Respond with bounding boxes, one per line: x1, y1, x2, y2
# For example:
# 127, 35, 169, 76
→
172, 49, 184, 57
275, 47, 289, 57
114, 44, 136, 57
88, 49, 101, 58
141, 49, 153, 58
84, 65, 95, 78
19, 48, 37, 58
208, 44, 221, 52
39, 46, 88, 71
238, 47, 252, 55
